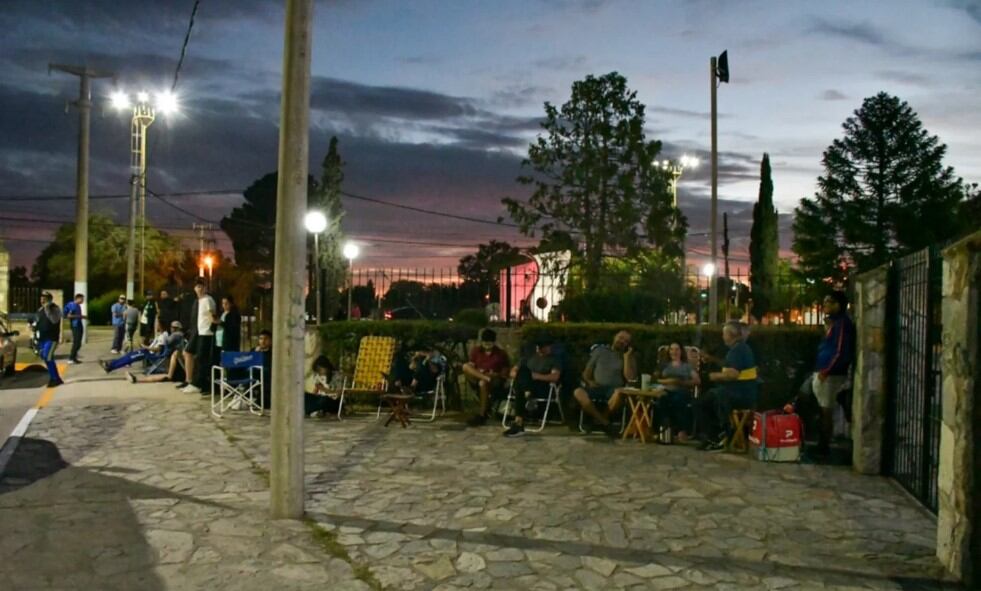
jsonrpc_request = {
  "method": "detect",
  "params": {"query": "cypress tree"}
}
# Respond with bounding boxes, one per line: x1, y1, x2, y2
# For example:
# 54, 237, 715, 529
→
749, 153, 779, 321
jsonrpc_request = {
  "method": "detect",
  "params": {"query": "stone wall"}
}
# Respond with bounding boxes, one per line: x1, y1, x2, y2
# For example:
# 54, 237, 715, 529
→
852, 265, 890, 475
936, 230, 981, 585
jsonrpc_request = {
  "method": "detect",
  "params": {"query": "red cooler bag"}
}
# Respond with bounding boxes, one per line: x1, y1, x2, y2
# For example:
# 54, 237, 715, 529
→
749, 410, 802, 462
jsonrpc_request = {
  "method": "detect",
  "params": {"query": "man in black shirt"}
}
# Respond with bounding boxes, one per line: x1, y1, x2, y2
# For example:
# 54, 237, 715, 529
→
36, 292, 64, 387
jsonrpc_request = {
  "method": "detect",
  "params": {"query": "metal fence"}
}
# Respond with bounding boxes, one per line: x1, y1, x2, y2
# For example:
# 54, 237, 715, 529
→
340, 265, 821, 325
884, 245, 944, 512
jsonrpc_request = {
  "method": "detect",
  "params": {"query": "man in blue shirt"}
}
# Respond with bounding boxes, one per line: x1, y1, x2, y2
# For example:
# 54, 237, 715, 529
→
63, 293, 86, 364
698, 321, 759, 451
110, 294, 126, 354
812, 290, 855, 457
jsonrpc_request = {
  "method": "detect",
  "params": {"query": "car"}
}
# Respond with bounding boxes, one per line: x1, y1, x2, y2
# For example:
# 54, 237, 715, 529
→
383, 306, 427, 320
0, 315, 20, 377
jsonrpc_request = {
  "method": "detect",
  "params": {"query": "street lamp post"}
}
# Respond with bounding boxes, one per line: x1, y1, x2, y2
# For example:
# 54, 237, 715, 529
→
343, 242, 360, 320
112, 89, 178, 299
654, 155, 699, 278
701, 262, 716, 324
304, 211, 327, 323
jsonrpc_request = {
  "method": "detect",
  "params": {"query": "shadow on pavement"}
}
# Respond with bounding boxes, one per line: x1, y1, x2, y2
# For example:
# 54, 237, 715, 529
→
0, 365, 49, 391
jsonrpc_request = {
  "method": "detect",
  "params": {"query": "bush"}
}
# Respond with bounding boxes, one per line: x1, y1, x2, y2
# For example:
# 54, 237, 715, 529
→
87, 291, 123, 325
453, 308, 488, 328
558, 290, 671, 323
520, 323, 822, 410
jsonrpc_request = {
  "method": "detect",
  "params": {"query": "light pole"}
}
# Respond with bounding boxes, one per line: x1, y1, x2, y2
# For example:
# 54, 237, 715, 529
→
655, 155, 699, 278
701, 262, 716, 324
343, 242, 360, 320
304, 211, 327, 323
710, 50, 729, 325
112, 89, 178, 299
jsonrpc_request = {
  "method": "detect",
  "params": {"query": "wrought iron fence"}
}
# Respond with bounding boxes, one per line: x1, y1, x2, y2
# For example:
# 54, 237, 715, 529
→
884, 245, 944, 512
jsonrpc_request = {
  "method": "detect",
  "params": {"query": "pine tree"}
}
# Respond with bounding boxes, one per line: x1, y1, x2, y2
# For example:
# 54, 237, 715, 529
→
311, 136, 347, 317
792, 92, 970, 283
749, 153, 779, 321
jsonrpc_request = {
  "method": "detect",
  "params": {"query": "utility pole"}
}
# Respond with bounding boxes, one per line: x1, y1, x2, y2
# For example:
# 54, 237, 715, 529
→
722, 212, 731, 321
270, 0, 313, 520
709, 50, 729, 325
50, 64, 114, 339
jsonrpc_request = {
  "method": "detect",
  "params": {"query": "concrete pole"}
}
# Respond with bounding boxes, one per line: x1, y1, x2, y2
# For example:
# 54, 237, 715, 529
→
709, 56, 719, 325
347, 259, 353, 320
270, 0, 313, 520
49, 64, 113, 340
313, 233, 321, 323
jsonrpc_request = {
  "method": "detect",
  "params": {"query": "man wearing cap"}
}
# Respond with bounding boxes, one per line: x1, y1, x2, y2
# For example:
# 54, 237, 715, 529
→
101, 321, 185, 373
462, 328, 511, 426
502, 338, 562, 437
36, 292, 64, 387
63, 293, 86, 364
110, 294, 126, 354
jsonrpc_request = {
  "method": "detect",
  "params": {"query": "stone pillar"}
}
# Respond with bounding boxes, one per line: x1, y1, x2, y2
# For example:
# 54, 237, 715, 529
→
851, 264, 890, 475
936, 230, 981, 585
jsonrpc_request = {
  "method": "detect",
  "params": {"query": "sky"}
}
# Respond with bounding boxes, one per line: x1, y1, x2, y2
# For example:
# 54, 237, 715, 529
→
0, 0, 979, 274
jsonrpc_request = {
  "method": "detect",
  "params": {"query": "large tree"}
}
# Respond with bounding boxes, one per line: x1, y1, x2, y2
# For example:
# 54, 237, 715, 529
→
749, 153, 779, 321
457, 240, 526, 299
792, 92, 972, 283
310, 136, 347, 316
503, 72, 684, 290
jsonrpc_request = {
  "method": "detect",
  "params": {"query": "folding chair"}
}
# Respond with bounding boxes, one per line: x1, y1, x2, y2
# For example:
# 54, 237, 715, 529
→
416, 373, 447, 422
336, 336, 397, 419
578, 400, 627, 434
211, 351, 264, 418
143, 345, 173, 375
501, 381, 564, 432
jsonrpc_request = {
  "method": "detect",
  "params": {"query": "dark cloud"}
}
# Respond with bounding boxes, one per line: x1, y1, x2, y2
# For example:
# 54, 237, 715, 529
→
649, 106, 714, 120
532, 55, 588, 70
877, 70, 933, 87
308, 77, 480, 121
944, 0, 981, 25
820, 89, 848, 101
807, 18, 893, 49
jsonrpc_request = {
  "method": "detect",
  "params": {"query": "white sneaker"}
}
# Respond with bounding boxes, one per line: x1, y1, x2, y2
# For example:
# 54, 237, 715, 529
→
182, 385, 202, 394
67, 360, 78, 365
110, 349, 119, 355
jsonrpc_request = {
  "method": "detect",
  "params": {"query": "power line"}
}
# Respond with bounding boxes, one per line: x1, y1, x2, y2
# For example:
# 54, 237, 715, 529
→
339, 190, 521, 229
171, 1, 201, 91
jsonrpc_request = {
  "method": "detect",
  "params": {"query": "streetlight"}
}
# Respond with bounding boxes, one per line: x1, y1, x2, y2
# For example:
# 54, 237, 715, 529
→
343, 241, 360, 320
654, 155, 699, 208
203, 254, 215, 290
304, 211, 327, 323
701, 263, 716, 324
112, 88, 178, 300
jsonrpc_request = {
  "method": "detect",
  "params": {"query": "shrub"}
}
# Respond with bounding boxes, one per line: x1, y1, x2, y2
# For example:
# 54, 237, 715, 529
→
453, 308, 488, 328
558, 290, 671, 323
87, 291, 124, 325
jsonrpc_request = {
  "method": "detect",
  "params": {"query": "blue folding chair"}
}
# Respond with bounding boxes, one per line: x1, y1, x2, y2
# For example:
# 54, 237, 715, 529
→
211, 351, 265, 417
143, 344, 174, 375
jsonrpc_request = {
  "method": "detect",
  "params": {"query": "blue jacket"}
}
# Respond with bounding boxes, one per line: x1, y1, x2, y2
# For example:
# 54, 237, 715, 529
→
815, 312, 855, 376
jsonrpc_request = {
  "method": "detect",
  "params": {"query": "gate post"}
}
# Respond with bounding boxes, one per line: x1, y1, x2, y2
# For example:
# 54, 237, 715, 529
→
937, 231, 981, 585
851, 264, 890, 475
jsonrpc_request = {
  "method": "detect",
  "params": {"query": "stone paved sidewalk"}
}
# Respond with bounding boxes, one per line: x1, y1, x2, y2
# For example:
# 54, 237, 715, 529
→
0, 400, 371, 591
219, 408, 959, 591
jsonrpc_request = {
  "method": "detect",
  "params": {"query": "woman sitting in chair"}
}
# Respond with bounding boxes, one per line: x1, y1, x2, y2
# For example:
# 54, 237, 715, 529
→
655, 342, 700, 443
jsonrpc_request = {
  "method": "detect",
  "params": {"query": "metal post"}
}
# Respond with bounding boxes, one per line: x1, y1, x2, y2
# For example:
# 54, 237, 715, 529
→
50, 64, 113, 340
270, 0, 313, 520
125, 168, 138, 300
347, 259, 353, 319
313, 232, 321, 323
709, 56, 719, 325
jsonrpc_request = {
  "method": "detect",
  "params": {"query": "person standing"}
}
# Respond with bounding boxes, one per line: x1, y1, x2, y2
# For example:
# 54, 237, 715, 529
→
156, 289, 177, 333
215, 295, 242, 357
36, 292, 64, 387
63, 293, 86, 364
182, 280, 217, 394
110, 294, 126, 354
812, 290, 855, 458
124, 299, 140, 352
140, 290, 157, 346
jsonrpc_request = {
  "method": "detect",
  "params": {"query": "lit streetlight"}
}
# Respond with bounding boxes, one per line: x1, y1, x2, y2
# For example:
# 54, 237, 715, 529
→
343, 242, 360, 320
654, 155, 699, 208
305, 211, 327, 323
112, 88, 179, 299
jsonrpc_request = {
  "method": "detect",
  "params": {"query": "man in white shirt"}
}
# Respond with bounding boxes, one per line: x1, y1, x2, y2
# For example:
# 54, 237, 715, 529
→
181, 280, 217, 394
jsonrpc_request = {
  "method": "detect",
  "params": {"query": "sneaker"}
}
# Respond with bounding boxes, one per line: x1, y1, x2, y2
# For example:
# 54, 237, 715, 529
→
126, 372, 137, 384
175, 382, 188, 389
47, 379, 64, 388
100, 361, 111, 374
67, 359, 78, 365
110, 349, 119, 355
466, 414, 488, 427
182, 385, 202, 394
698, 438, 725, 452
503, 423, 526, 438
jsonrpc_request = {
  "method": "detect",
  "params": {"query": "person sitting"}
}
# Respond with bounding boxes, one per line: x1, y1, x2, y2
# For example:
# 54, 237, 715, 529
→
102, 321, 185, 374
654, 341, 700, 443
463, 329, 511, 427
305, 355, 341, 417
697, 321, 759, 451
255, 330, 273, 409
572, 330, 637, 437
127, 348, 185, 384
407, 349, 446, 394
502, 337, 561, 438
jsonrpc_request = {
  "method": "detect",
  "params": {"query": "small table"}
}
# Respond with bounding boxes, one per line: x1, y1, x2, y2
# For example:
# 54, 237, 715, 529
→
382, 394, 413, 428
619, 387, 666, 443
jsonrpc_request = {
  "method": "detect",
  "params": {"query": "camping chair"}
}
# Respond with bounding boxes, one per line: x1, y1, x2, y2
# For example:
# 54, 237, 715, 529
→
211, 351, 264, 418
375, 371, 448, 423
501, 381, 564, 432
143, 344, 175, 375
336, 336, 398, 419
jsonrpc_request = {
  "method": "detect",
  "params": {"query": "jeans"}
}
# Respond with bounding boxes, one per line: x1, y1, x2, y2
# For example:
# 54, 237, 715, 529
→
697, 386, 757, 440
111, 324, 125, 351
40, 340, 60, 382
69, 323, 83, 361
512, 365, 551, 420
106, 349, 149, 372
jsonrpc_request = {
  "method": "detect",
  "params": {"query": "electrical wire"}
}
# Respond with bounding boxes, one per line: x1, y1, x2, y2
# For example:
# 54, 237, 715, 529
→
171, 1, 201, 91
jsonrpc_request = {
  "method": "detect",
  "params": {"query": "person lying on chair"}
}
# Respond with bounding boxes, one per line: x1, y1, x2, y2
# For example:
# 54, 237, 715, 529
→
696, 321, 758, 451
101, 321, 185, 374
128, 349, 185, 384
573, 330, 637, 438
502, 337, 561, 438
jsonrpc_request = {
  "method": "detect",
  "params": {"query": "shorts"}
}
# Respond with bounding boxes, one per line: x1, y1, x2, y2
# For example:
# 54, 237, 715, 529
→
585, 385, 617, 403
812, 373, 849, 409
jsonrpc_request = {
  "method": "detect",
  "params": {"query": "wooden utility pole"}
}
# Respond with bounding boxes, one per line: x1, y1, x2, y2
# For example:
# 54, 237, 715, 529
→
709, 56, 719, 325
270, 0, 313, 520
50, 64, 114, 339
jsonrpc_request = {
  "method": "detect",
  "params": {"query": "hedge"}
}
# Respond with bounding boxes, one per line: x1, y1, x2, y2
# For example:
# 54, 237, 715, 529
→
320, 321, 822, 411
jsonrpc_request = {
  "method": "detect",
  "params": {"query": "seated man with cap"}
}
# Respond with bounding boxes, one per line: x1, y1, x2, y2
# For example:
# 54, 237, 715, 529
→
462, 328, 511, 427
102, 320, 185, 374
502, 337, 562, 437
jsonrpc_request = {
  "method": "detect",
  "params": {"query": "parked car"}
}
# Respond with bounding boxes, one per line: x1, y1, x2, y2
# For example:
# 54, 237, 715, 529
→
383, 306, 426, 320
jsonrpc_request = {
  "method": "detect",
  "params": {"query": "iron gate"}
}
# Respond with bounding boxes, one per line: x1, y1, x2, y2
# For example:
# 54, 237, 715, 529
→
884, 246, 943, 512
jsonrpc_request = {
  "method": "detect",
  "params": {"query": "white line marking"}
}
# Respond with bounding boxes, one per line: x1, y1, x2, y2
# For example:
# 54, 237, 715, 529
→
0, 408, 40, 477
